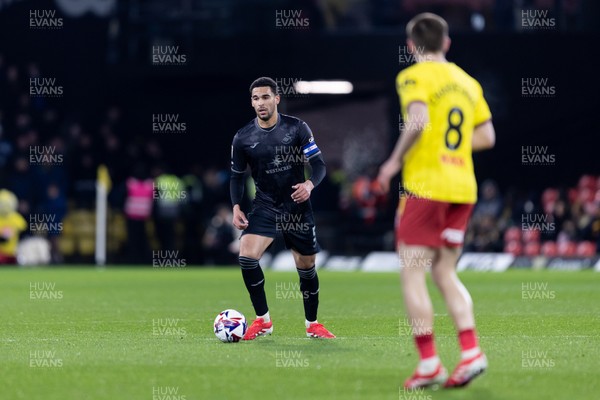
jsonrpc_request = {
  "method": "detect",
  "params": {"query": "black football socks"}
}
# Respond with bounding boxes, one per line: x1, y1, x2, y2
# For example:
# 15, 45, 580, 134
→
239, 256, 269, 316
297, 265, 319, 322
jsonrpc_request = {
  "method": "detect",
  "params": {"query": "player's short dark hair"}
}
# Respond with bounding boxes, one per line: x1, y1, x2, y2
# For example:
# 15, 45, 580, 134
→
249, 77, 278, 96
406, 13, 448, 53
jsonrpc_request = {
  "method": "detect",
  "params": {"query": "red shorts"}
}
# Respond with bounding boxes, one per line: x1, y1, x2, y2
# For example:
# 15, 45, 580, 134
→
395, 196, 474, 248
0, 253, 17, 264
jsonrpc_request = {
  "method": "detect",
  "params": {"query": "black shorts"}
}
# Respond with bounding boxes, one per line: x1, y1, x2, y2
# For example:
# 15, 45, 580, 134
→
241, 205, 320, 255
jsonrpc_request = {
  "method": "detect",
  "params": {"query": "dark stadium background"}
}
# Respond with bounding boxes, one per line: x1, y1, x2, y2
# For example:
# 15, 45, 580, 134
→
1, 0, 599, 264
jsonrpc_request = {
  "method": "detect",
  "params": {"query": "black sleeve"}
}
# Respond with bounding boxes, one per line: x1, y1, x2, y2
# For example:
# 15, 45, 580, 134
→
298, 121, 326, 187
230, 136, 247, 207
230, 172, 245, 207
308, 153, 326, 187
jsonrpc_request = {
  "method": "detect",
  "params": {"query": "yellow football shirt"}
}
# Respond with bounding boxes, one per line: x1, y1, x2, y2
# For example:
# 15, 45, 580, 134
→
0, 212, 27, 256
396, 62, 491, 204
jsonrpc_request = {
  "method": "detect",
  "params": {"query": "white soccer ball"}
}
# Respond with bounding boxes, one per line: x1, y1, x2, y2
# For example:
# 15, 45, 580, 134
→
214, 309, 247, 343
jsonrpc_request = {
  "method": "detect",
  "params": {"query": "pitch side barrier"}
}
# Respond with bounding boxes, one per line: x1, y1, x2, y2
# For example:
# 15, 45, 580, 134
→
267, 251, 600, 272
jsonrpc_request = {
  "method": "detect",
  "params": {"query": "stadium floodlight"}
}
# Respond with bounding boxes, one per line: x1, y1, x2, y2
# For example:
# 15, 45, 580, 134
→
294, 80, 353, 94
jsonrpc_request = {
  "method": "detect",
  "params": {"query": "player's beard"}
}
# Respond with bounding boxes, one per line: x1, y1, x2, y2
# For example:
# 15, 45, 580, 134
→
257, 108, 273, 121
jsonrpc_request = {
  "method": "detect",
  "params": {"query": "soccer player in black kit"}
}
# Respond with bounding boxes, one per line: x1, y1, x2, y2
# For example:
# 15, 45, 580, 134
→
230, 77, 335, 339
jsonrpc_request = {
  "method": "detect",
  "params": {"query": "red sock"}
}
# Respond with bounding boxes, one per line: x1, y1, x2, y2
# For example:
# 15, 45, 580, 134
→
414, 333, 436, 360
458, 328, 478, 351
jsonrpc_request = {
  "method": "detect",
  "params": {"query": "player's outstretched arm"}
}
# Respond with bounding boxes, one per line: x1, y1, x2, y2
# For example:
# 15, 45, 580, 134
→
472, 120, 495, 152
377, 102, 429, 193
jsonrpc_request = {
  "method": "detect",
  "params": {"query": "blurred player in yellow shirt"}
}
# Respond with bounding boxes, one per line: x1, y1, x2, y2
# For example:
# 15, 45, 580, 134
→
0, 189, 27, 264
377, 13, 495, 389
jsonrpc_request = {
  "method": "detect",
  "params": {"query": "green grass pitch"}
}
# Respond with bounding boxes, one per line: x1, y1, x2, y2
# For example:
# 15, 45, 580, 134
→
1, 267, 599, 400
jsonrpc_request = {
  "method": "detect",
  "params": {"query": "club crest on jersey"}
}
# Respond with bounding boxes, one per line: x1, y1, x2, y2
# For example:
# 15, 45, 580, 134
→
282, 133, 293, 144
398, 79, 416, 89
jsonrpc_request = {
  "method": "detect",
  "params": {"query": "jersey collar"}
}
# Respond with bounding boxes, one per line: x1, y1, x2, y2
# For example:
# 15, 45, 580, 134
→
254, 113, 280, 132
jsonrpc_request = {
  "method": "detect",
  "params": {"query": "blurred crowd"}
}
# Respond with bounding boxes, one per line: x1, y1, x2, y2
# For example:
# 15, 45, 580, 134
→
0, 51, 392, 264
124, 0, 593, 45
264, 0, 588, 32
0, 54, 235, 264
466, 175, 600, 256
1, 53, 598, 265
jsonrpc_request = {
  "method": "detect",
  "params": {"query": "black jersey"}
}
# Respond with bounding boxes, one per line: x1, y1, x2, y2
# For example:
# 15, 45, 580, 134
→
231, 113, 322, 211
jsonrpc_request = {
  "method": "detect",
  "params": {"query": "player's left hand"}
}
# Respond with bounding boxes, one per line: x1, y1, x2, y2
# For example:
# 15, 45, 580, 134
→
291, 180, 314, 203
